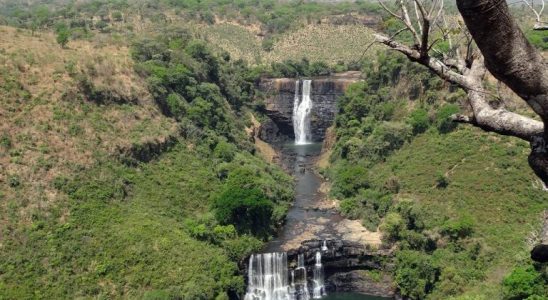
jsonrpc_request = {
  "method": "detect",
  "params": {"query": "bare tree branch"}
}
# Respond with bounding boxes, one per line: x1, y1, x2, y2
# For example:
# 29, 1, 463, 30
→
457, 0, 548, 126
375, 0, 544, 141
378, 0, 403, 20
522, 0, 545, 23
374, 33, 468, 86
413, 1, 423, 35
399, 0, 422, 45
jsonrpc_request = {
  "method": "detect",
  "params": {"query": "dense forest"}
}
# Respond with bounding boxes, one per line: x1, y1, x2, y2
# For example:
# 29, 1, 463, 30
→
0, 0, 547, 299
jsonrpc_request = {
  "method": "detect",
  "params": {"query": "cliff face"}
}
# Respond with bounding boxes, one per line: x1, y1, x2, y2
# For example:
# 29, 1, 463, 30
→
259, 72, 361, 143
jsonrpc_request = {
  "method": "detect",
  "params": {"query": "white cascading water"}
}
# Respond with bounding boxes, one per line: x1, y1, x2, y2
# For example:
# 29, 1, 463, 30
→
312, 252, 326, 299
244, 253, 293, 300
321, 241, 328, 252
293, 80, 313, 145
244, 252, 326, 300
296, 254, 311, 300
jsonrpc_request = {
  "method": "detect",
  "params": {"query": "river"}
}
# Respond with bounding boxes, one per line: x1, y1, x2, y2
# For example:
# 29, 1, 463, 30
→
243, 79, 390, 299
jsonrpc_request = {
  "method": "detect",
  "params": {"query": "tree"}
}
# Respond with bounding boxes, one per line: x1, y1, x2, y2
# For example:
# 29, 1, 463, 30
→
214, 187, 273, 237
394, 250, 440, 299
55, 25, 70, 48
373, 0, 548, 262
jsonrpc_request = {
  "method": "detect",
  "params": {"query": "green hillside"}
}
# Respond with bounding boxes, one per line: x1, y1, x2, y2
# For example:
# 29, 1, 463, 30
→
0, 0, 546, 299
325, 52, 548, 299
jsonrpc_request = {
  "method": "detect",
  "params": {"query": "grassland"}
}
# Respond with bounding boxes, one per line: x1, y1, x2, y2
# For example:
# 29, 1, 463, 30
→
197, 22, 380, 65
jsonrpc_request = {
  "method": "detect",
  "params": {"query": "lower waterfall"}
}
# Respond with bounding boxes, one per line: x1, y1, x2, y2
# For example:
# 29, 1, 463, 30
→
312, 252, 326, 299
296, 254, 311, 300
244, 253, 292, 300
244, 246, 329, 300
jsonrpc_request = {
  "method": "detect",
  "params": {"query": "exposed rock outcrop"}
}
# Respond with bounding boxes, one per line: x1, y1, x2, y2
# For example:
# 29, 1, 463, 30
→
286, 239, 390, 270
258, 72, 361, 143
117, 134, 177, 165
328, 271, 395, 297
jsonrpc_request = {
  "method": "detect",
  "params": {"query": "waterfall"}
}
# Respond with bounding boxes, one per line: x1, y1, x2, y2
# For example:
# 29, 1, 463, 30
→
293, 80, 313, 145
312, 252, 326, 299
244, 253, 293, 300
321, 241, 328, 252
296, 254, 310, 300
245, 252, 325, 300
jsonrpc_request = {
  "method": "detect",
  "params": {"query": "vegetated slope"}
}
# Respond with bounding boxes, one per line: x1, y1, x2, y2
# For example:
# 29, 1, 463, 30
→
1, 141, 291, 299
0, 25, 294, 299
326, 51, 548, 299
263, 24, 378, 65
369, 128, 547, 298
198, 22, 380, 65
0, 25, 177, 234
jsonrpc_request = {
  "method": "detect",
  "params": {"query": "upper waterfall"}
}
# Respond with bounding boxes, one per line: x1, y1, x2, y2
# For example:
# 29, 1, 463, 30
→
293, 80, 313, 145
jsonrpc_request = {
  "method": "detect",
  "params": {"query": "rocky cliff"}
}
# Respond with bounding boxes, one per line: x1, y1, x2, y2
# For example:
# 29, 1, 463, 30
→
258, 72, 361, 143
242, 239, 395, 297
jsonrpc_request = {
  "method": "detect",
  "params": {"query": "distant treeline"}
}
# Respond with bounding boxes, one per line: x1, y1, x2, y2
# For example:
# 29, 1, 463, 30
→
0, 0, 381, 35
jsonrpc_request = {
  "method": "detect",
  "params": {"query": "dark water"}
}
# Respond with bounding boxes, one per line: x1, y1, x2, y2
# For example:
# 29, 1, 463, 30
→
264, 143, 344, 252
261, 143, 393, 300
322, 293, 391, 300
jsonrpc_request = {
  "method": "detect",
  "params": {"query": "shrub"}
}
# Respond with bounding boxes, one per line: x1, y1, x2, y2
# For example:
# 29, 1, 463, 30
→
408, 108, 430, 135
395, 250, 440, 299
526, 30, 548, 50
502, 265, 546, 300
441, 216, 474, 240
221, 235, 263, 261
55, 25, 70, 48
331, 163, 370, 198
381, 212, 405, 242
339, 198, 360, 219
112, 11, 123, 22
436, 104, 460, 133
165, 93, 187, 118
8, 175, 20, 188
365, 122, 411, 160
384, 175, 400, 193
309, 61, 331, 76
0, 134, 12, 149
436, 172, 449, 188
261, 38, 274, 52
95, 20, 109, 32
213, 140, 236, 162
143, 290, 170, 300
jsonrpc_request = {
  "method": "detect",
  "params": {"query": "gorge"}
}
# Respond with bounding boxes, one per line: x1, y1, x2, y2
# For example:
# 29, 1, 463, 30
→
244, 76, 394, 300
